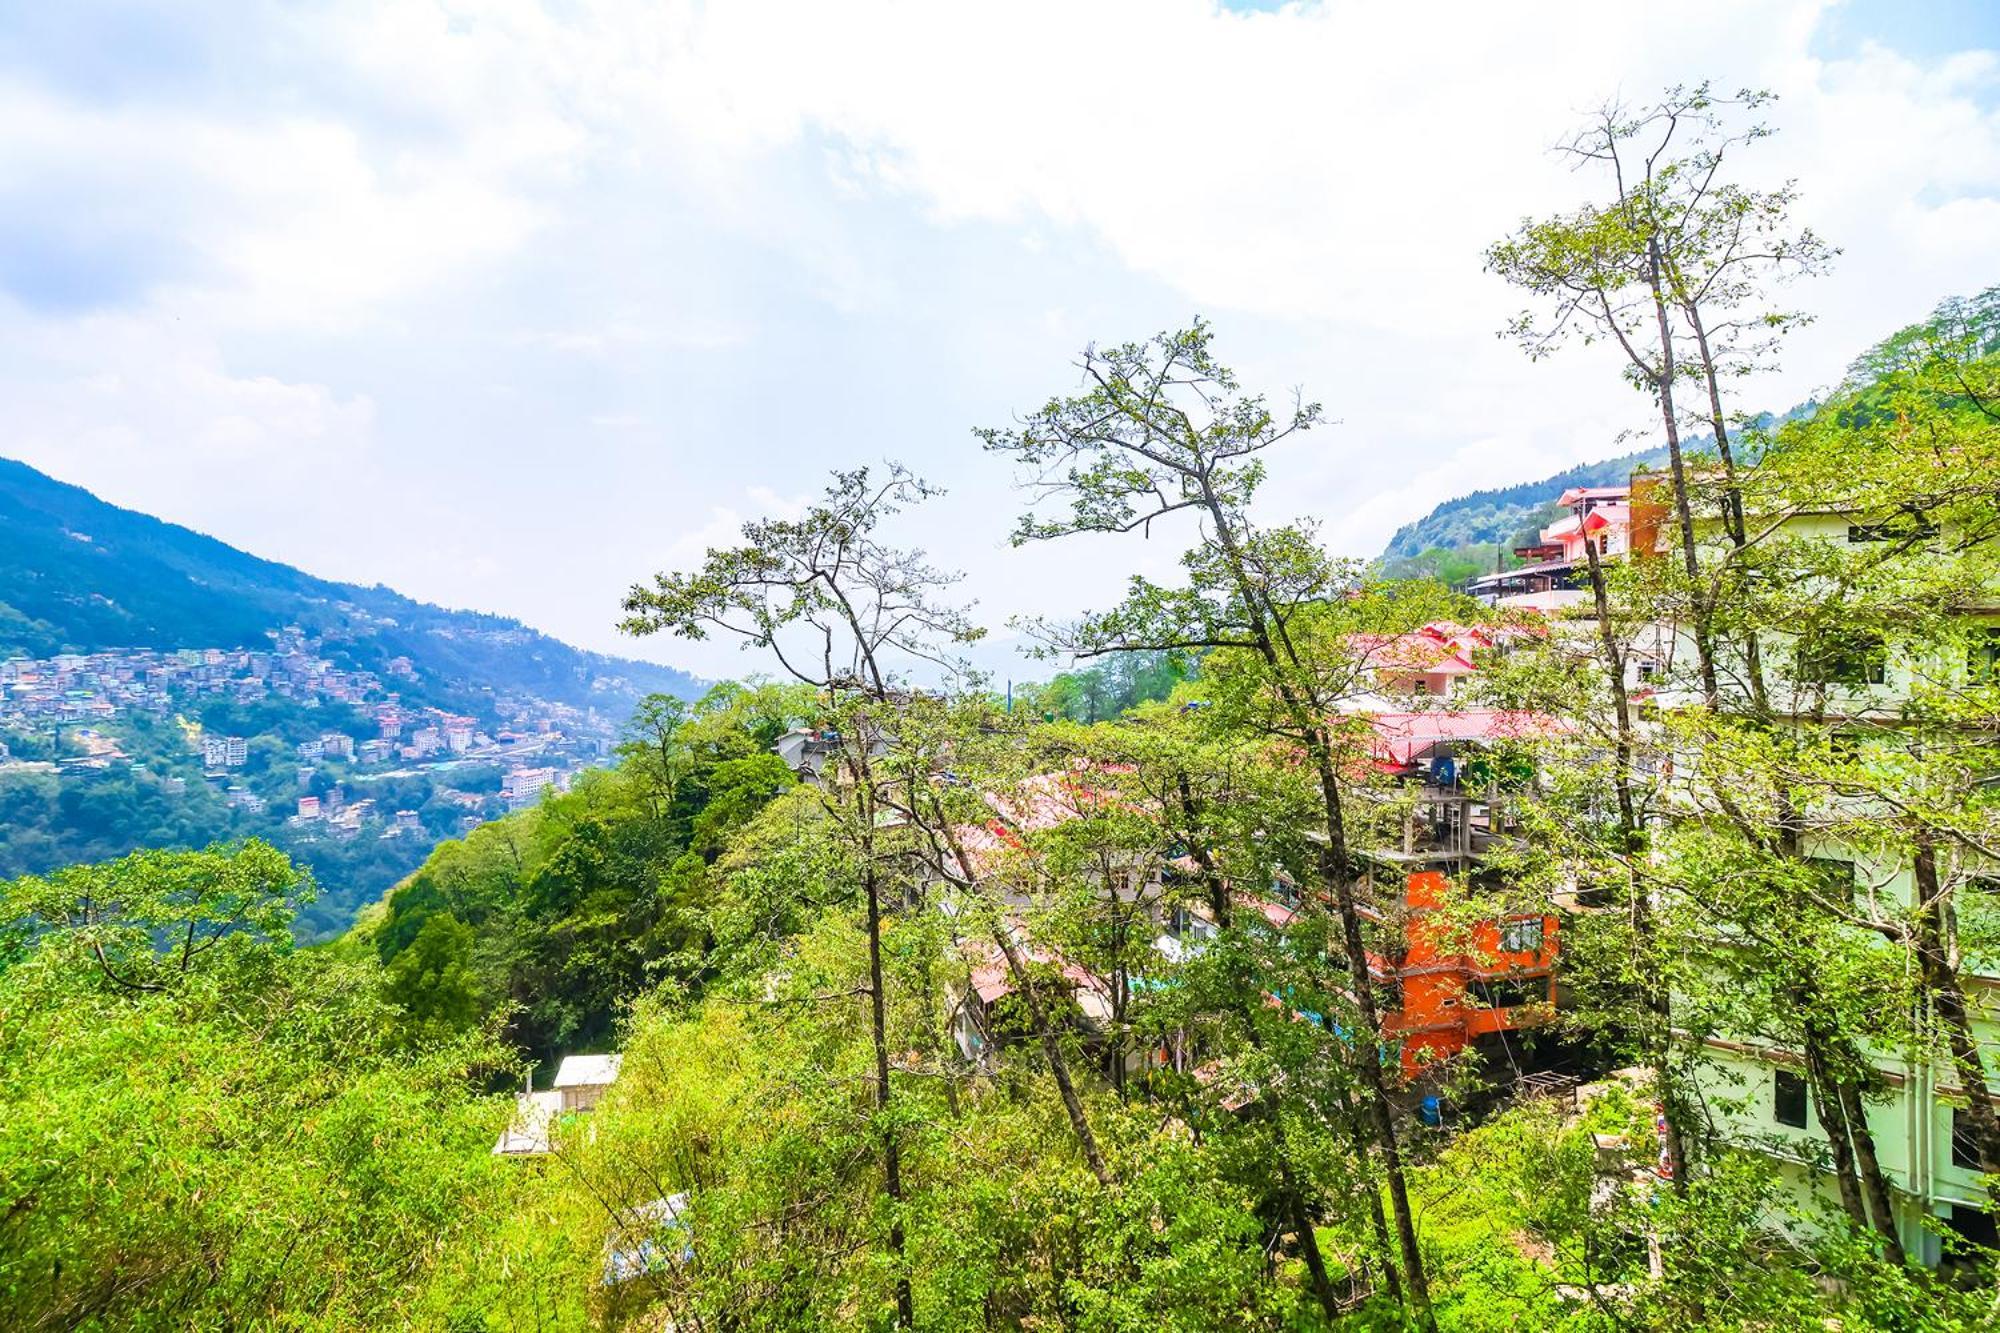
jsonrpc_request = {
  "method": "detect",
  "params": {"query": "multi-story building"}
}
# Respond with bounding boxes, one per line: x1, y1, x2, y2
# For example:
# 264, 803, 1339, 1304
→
1359, 705, 1563, 1081
503, 766, 557, 809
1642, 489, 2000, 1266
1466, 485, 1633, 611
202, 734, 249, 769
1483, 474, 2000, 1265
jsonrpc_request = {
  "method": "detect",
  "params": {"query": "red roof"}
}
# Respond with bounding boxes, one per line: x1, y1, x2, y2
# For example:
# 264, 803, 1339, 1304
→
1350, 630, 1481, 676
968, 948, 1108, 1005
1366, 709, 1549, 768
1556, 485, 1631, 506
1234, 893, 1298, 930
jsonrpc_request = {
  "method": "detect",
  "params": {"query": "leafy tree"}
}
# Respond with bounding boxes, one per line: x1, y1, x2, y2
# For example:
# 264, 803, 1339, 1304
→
0, 844, 526, 1329
384, 909, 485, 1037
980, 321, 1497, 1325
622, 465, 989, 1327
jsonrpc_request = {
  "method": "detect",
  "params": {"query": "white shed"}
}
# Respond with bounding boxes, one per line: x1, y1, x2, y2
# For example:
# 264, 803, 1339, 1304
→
552, 1053, 623, 1113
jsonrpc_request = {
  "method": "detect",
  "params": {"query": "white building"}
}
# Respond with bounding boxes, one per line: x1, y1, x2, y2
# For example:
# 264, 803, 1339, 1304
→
553, 1053, 623, 1113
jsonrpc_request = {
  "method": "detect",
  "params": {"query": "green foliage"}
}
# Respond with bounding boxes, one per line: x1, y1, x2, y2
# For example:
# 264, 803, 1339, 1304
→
367, 687, 804, 1063
385, 910, 485, 1038
1019, 649, 1189, 723
0, 843, 528, 1330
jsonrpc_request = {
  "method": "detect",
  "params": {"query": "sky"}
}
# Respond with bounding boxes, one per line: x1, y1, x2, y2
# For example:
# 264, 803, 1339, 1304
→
1, 0, 1997, 682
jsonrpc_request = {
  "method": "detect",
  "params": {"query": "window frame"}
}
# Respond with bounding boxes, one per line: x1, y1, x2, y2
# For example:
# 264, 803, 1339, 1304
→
1847, 515, 1940, 545
1800, 631, 1889, 687
1805, 856, 1856, 904
1497, 917, 1544, 955
1954, 1105, 1982, 1171
1775, 1068, 1809, 1129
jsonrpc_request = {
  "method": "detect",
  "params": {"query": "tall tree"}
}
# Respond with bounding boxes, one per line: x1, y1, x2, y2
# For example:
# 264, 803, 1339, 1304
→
621, 465, 983, 1327
982, 322, 1443, 1325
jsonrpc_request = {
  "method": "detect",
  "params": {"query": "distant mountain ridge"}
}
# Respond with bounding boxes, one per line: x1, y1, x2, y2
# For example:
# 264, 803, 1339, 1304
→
1380, 409, 1808, 564
0, 455, 699, 711
1378, 446, 1671, 562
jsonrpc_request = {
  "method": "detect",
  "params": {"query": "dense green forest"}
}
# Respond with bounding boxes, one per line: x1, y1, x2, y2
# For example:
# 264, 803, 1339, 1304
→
5, 86, 1999, 1332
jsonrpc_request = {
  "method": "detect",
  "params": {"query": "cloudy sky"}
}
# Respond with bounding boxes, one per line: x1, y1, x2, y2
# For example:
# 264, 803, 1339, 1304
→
3, 1, 1997, 680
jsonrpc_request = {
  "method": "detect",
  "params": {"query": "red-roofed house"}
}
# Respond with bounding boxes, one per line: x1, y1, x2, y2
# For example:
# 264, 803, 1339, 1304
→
1466, 484, 1632, 612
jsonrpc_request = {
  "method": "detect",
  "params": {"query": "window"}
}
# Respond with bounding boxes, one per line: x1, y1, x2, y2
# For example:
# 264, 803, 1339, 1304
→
1955, 1106, 1983, 1171
1498, 918, 1544, 955
1970, 628, 2000, 681
1469, 977, 1542, 1010
1806, 857, 1855, 903
1635, 657, 1662, 683
1801, 631, 1888, 686
1775, 1069, 1809, 1128
1848, 515, 1939, 544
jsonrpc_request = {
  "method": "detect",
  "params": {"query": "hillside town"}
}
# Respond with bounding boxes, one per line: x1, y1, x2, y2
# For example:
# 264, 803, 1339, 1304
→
3, 8, 1997, 1326
0, 626, 619, 836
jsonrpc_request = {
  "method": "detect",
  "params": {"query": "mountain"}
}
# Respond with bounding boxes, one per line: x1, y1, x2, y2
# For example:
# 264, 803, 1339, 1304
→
0, 456, 700, 708
1379, 409, 1809, 565
1378, 446, 1670, 563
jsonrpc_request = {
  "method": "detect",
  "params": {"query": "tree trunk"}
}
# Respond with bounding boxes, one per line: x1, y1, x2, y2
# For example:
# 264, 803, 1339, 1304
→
1682, 305, 1774, 722
1186, 457, 1435, 1322
992, 929, 1116, 1187
1284, 1170, 1346, 1325
1914, 838, 2000, 1204
864, 857, 915, 1327
1643, 237, 1721, 707
1309, 746, 1434, 1329
927, 808, 1115, 1188
1802, 1027, 1870, 1232
1837, 1076, 1908, 1265
1582, 533, 1691, 1192
1332, 1050, 1406, 1311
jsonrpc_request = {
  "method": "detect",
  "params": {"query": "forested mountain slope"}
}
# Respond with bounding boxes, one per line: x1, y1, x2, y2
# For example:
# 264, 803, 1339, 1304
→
0, 456, 697, 707
1377, 446, 1669, 562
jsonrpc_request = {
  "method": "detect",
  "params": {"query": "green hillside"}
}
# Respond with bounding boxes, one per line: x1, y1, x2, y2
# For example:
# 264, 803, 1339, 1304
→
1377, 409, 1815, 570
1377, 446, 1668, 563
0, 455, 699, 708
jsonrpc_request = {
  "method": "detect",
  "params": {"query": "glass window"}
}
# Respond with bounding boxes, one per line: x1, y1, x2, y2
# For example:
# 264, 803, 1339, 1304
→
1848, 515, 1940, 544
1955, 1106, 1983, 1171
1801, 631, 1888, 686
1469, 977, 1541, 1010
1806, 857, 1855, 903
1775, 1069, 1808, 1128
1970, 628, 2000, 681
1498, 918, 1543, 954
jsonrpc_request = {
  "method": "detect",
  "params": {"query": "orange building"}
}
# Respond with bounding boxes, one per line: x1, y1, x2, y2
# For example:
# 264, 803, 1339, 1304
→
1358, 705, 1562, 1081
1378, 865, 1558, 1079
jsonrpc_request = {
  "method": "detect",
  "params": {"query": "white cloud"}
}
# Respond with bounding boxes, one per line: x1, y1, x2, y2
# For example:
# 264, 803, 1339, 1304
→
0, 0, 1995, 675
